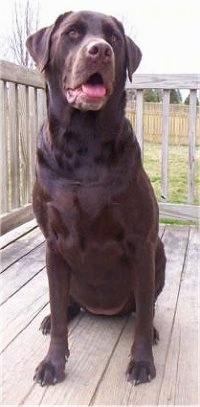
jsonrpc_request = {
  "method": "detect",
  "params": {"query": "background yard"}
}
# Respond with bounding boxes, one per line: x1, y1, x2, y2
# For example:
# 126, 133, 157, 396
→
143, 142, 200, 205
126, 102, 200, 209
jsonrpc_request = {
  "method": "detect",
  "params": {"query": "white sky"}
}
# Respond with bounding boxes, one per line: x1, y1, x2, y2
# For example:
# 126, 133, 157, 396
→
0, 0, 200, 74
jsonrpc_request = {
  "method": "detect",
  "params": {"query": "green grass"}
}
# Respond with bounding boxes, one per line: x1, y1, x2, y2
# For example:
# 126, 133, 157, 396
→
160, 218, 198, 226
143, 142, 200, 205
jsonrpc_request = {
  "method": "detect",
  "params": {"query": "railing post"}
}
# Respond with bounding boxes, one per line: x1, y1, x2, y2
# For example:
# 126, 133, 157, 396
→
161, 90, 170, 201
0, 80, 9, 214
135, 90, 144, 154
188, 89, 197, 204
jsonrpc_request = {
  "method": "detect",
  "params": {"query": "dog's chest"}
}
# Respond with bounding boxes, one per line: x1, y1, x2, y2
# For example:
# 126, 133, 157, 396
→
47, 183, 128, 271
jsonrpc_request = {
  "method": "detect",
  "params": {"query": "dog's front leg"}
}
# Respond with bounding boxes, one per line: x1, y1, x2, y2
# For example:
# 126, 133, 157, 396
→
127, 242, 156, 385
34, 243, 70, 386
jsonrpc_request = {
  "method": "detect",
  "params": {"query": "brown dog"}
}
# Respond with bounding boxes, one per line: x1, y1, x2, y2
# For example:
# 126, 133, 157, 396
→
26, 10, 166, 386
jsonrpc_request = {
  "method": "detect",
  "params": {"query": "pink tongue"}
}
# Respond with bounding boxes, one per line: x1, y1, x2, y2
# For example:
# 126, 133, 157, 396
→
82, 84, 106, 98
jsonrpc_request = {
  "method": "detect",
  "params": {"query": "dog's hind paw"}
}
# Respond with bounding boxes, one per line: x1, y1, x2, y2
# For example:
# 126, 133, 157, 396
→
39, 315, 51, 335
153, 326, 159, 345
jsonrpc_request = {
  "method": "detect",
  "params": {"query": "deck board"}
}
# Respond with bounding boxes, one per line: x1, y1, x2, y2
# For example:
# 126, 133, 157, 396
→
1, 243, 45, 304
158, 227, 199, 406
1, 227, 44, 272
91, 226, 191, 405
0, 222, 199, 406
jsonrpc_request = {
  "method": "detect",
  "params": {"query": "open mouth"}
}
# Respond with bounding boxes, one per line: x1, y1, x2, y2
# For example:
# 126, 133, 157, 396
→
66, 73, 107, 104
82, 73, 107, 98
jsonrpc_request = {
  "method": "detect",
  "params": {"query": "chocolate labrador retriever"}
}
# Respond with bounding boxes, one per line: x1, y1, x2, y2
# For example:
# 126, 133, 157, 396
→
26, 10, 166, 386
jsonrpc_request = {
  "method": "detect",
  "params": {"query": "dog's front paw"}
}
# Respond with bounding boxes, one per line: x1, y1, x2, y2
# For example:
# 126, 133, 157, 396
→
126, 359, 156, 385
34, 358, 66, 386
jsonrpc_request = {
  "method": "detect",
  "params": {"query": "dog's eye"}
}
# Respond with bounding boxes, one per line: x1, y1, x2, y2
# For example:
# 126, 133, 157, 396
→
110, 33, 119, 46
67, 28, 80, 40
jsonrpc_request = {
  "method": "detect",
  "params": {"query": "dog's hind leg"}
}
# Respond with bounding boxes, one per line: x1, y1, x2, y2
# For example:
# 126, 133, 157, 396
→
40, 297, 81, 335
152, 238, 166, 345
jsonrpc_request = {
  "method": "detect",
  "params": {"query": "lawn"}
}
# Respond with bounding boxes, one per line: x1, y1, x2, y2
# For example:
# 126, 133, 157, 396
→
143, 142, 200, 205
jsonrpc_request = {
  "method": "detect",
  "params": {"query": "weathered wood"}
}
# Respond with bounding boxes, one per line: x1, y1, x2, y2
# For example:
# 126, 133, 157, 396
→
159, 202, 199, 221
0, 224, 198, 405
1, 248, 45, 307
0, 306, 50, 405
1, 228, 44, 272
188, 89, 197, 204
92, 226, 190, 405
8, 83, 20, 209
127, 103, 200, 146
0, 204, 34, 235
158, 228, 199, 405
1, 61, 199, 91
135, 90, 144, 151
0, 81, 8, 213
1, 270, 48, 352
0, 304, 83, 405
0, 218, 37, 249
0, 60, 199, 228
0, 60, 45, 88
161, 90, 170, 200
36, 87, 46, 132
18, 84, 30, 204
24, 314, 128, 405
127, 73, 200, 89
28, 87, 37, 189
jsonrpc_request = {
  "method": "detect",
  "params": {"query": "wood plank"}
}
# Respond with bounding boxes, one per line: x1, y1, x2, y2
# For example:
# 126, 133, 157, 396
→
18, 84, 30, 205
135, 90, 144, 152
0, 204, 34, 235
36, 87, 46, 132
8, 82, 20, 209
24, 313, 128, 405
28, 87, 37, 191
0, 225, 196, 406
1, 227, 44, 272
127, 73, 200, 89
1, 305, 83, 406
158, 228, 199, 405
1, 61, 199, 91
1, 243, 45, 304
1, 307, 127, 405
92, 226, 190, 405
0, 218, 37, 249
0, 60, 45, 88
0, 80, 8, 213
159, 224, 165, 238
188, 90, 197, 204
1, 269, 48, 352
1, 305, 50, 405
161, 90, 170, 200
159, 202, 199, 221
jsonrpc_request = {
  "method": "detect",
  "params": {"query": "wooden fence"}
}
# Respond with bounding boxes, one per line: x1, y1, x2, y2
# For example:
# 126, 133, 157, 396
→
127, 103, 200, 146
0, 61, 199, 233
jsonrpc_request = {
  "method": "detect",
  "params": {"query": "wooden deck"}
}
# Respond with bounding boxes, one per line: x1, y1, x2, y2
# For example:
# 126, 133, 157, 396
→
0, 221, 199, 406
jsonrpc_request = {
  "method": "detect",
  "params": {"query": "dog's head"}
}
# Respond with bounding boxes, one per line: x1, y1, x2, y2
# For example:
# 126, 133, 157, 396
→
26, 11, 142, 111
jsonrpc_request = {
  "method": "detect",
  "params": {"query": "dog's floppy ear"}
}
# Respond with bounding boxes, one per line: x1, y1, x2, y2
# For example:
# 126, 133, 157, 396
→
26, 12, 72, 71
125, 36, 142, 82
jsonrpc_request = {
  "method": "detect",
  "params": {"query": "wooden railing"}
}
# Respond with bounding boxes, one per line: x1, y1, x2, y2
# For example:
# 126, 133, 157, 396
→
0, 60, 199, 233
0, 61, 46, 233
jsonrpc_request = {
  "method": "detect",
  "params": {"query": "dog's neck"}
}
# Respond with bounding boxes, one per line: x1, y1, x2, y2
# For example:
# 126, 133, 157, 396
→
37, 81, 138, 183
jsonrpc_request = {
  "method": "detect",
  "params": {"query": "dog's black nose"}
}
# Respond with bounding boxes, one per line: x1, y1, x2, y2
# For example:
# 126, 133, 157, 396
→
87, 41, 113, 62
